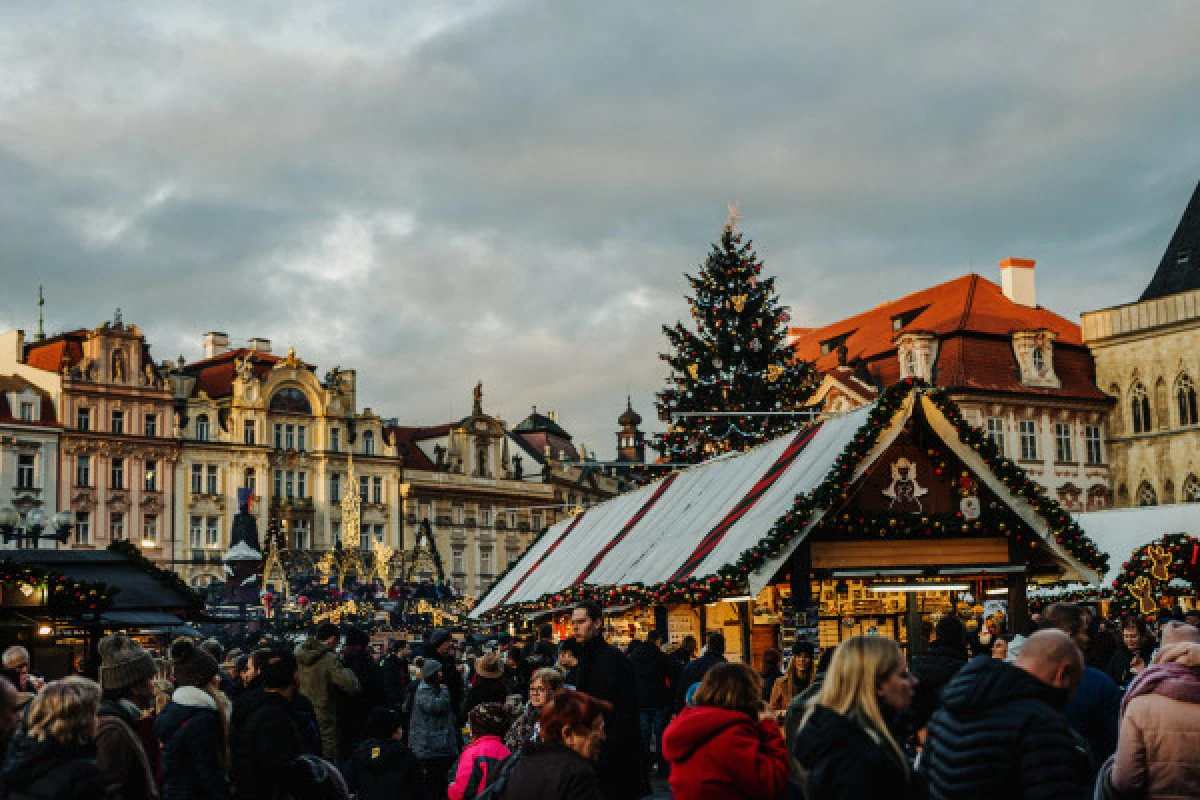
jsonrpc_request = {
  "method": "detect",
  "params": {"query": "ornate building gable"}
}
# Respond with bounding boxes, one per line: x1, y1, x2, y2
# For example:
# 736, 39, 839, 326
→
895, 331, 938, 382
1011, 329, 1061, 389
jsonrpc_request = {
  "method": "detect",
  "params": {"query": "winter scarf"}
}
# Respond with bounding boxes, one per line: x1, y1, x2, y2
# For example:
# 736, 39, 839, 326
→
1120, 642, 1200, 718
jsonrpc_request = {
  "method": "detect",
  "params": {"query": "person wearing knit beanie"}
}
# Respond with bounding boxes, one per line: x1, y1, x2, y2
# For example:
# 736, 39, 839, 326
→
467, 702, 510, 739
96, 634, 161, 800
168, 638, 219, 689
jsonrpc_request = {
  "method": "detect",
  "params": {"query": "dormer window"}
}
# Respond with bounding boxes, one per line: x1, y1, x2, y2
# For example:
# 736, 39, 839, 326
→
895, 332, 938, 382
890, 306, 928, 332
1012, 330, 1061, 389
820, 332, 853, 356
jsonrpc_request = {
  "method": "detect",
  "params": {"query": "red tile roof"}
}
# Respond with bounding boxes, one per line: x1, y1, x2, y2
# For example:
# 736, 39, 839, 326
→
384, 425, 454, 470
0, 375, 58, 425
23, 331, 87, 373
791, 274, 1108, 402
184, 349, 306, 398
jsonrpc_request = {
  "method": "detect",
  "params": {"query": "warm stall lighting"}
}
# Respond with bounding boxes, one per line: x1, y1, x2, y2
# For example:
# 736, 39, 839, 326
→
985, 588, 1009, 596
36, 625, 54, 636
141, 539, 158, 548
869, 583, 969, 593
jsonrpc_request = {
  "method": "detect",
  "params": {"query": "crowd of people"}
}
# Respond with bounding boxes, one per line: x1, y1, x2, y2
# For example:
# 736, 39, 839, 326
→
0, 600, 1196, 799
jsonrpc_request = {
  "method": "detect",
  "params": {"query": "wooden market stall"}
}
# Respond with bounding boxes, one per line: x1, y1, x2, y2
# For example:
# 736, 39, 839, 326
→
471, 382, 1107, 662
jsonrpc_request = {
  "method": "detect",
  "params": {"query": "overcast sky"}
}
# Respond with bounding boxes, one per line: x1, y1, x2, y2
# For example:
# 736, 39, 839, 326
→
2, 1, 1199, 457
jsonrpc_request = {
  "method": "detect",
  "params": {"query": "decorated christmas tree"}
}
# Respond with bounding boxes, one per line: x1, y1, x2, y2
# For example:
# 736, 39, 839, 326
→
654, 206, 816, 463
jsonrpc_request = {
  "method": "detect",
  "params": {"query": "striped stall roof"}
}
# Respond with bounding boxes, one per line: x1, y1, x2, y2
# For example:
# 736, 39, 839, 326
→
471, 403, 872, 618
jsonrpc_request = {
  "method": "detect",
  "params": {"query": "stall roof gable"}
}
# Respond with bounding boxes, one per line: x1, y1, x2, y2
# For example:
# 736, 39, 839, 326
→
1, 550, 197, 611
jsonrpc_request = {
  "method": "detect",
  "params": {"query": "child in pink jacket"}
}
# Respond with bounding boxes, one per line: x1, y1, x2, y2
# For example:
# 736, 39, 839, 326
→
448, 703, 512, 800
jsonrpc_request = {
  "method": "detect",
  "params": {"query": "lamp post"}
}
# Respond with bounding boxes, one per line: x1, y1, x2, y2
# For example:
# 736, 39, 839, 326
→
0, 507, 75, 547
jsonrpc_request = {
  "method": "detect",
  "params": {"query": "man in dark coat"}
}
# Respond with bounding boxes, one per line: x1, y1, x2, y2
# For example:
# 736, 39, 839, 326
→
524, 624, 558, 673
910, 615, 970, 730
424, 630, 465, 726
379, 640, 411, 708
230, 650, 304, 800
921, 630, 1092, 800
629, 629, 673, 778
336, 627, 388, 757
674, 632, 726, 712
572, 601, 649, 800
1041, 602, 1121, 780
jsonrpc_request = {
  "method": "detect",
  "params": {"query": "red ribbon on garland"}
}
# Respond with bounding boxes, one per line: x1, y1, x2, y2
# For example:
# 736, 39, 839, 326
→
496, 512, 588, 607
573, 473, 680, 586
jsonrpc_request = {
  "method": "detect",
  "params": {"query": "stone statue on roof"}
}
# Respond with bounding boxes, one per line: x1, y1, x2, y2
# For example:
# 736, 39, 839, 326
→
473, 381, 484, 416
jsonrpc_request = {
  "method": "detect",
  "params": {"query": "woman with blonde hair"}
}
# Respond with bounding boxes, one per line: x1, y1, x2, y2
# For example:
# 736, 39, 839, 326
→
792, 635, 920, 799
662, 661, 791, 799
0, 677, 108, 799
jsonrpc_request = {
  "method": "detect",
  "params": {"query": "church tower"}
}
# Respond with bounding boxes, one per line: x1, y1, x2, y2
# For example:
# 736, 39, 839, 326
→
615, 397, 645, 463
1140, 179, 1200, 301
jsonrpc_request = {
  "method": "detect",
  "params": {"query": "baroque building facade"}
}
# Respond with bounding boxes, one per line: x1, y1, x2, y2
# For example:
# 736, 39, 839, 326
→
168, 333, 400, 587
0, 369, 61, 549
0, 316, 179, 564
1081, 180, 1200, 508
790, 259, 1114, 511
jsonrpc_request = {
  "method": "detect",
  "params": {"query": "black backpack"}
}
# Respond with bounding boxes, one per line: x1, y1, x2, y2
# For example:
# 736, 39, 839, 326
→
472, 751, 521, 800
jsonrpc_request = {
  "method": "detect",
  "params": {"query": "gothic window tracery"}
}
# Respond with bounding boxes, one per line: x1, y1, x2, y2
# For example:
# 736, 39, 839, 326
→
1183, 474, 1200, 503
1130, 383, 1152, 434
1176, 374, 1198, 427
1137, 481, 1158, 507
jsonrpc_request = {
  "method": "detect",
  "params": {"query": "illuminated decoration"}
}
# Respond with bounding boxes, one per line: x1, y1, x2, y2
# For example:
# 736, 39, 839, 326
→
476, 379, 1109, 621
1111, 533, 1198, 618
882, 457, 928, 512
0, 559, 115, 614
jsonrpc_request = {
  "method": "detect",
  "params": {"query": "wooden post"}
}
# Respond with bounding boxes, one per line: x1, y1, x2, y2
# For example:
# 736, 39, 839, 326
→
739, 600, 753, 666
1007, 572, 1030, 635
698, 603, 707, 640
905, 591, 925, 658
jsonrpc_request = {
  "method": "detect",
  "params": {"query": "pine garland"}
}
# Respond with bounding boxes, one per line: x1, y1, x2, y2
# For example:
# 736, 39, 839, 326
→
0, 559, 116, 614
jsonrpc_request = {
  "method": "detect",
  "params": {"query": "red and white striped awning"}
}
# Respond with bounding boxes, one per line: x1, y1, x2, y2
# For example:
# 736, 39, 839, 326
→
472, 403, 874, 618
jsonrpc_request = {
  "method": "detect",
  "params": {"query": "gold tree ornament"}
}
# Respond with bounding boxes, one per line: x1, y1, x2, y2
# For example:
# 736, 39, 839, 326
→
1130, 576, 1156, 615
1148, 545, 1172, 581
730, 295, 748, 313
687, 364, 699, 380
766, 364, 784, 382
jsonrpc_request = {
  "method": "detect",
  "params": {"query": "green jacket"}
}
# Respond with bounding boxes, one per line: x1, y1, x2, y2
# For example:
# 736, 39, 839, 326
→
295, 639, 360, 758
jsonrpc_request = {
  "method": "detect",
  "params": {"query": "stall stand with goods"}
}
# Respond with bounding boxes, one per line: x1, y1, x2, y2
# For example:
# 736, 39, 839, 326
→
0, 544, 204, 677
470, 381, 1107, 662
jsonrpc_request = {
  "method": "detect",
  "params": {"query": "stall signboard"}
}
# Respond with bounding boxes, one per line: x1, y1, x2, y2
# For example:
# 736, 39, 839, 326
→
667, 606, 700, 646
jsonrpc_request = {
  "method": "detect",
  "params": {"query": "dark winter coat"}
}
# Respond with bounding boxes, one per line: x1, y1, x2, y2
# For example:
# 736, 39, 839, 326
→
336, 646, 388, 756
153, 688, 230, 800
425, 651, 465, 725
379, 654, 411, 707
504, 741, 605, 800
95, 698, 159, 800
343, 737, 424, 800
1106, 643, 1156, 688
575, 635, 649, 800
909, 642, 969, 729
629, 641, 673, 711
465, 676, 509, 715
922, 656, 1092, 800
1064, 666, 1121, 777
525, 639, 558, 673
408, 681, 459, 760
229, 688, 303, 800
674, 652, 726, 712
793, 704, 919, 800
0, 733, 108, 800
661, 705, 791, 800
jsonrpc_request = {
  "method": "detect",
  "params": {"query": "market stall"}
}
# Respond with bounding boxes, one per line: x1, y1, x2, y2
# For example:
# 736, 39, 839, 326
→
472, 381, 1107, 660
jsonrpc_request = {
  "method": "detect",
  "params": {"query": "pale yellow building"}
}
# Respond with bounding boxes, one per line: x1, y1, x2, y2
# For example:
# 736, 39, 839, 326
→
1081, 181, 1200, 508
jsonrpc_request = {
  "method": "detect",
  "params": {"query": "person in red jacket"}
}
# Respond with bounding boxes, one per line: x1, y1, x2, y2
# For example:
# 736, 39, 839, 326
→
661, 661, 791, 800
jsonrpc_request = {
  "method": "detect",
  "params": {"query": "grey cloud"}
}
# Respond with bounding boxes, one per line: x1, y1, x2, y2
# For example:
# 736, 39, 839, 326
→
0, 0, 1199, 454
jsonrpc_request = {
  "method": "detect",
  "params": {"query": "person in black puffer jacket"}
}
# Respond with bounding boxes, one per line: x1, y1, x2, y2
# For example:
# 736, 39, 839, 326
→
336, 628, 388, 759
921, 629, 1092, 800
0, 677, 108, 800
909, 615, 969, 730
230, 651, 303, 800
155, 639, 231, 799
343, 708, 424, 800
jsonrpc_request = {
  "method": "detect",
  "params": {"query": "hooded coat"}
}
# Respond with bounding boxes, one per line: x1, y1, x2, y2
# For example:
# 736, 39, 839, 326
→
294, 638, 360, 758
0, 733, 107, 800
408, 681, 459, 760
343, 737, 424, 800
661, 705, 790, 800
1111, 642, 1200, 799
921, 656, 1091, 800
793, 704, 917, 800
153, 687, 231, 800
95, 698, 159, 800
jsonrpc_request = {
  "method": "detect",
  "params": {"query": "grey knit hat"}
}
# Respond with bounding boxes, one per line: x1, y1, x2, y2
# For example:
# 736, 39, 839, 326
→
98, 633, 156, 691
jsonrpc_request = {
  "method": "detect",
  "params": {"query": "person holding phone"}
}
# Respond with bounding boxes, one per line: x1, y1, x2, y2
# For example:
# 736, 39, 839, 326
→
1108, 617, 1155, 688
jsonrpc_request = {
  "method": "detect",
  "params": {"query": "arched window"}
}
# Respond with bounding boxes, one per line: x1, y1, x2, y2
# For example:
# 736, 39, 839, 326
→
269, 387, 312, 415
362, 430, 375, 456
1130, 383, 1152, 434
1183, 474, 1200, 503
1177, 374, 1198, 427
1137, 481, 1158, 507
196, 414, 210, 442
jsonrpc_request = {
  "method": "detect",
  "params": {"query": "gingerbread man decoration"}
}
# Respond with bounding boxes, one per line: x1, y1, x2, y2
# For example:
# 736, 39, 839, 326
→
1130, 576, 1157, 616
1147, 545, 1172, 581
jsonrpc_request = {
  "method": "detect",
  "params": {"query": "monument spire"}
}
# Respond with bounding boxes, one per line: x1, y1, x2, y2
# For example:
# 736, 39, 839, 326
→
34, 285, 45, 342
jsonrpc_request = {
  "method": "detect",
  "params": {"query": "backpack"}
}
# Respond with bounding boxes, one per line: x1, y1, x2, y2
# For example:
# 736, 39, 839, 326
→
472, 751, 521, 800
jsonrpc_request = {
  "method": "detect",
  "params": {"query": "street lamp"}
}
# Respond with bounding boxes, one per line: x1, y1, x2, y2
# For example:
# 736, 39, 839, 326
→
0, 507, 75, 546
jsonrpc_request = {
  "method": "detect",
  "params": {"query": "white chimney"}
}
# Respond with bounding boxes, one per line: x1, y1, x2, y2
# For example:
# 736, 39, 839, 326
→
999, 258, 1037, 308
248, 337, 271, 353
203, 331, 230, 359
